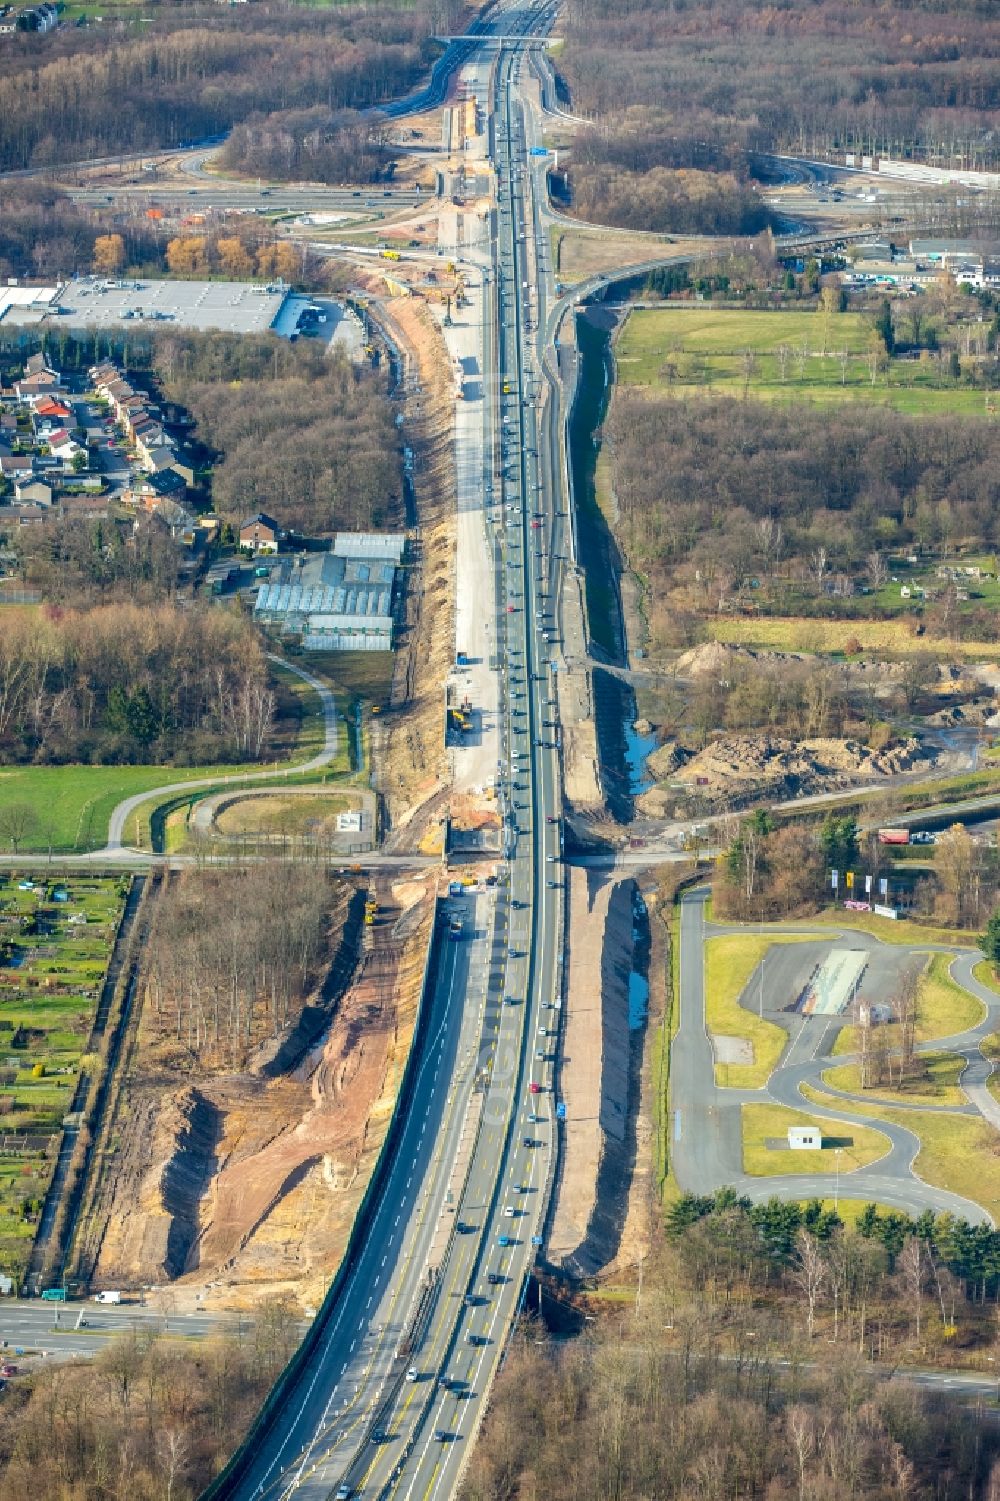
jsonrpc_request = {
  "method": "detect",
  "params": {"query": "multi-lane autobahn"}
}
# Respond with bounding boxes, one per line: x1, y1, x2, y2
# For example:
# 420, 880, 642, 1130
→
197, 5, 564, 1499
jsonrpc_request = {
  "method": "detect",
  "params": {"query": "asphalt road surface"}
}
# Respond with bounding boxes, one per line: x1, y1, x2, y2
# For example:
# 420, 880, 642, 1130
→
200, 7, 566, 1496
672, 890, 995, 1223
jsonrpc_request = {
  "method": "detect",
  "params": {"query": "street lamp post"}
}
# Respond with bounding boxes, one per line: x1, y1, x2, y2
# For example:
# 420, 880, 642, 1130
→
834, 1147, 843, 1209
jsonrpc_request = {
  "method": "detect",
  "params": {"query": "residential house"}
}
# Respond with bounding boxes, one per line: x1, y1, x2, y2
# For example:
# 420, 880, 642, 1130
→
57, 492, 112, 521
240, 512, 281, 553
123, 469, 187, 508
14, 479, 52, 507
0, 454, 34, 483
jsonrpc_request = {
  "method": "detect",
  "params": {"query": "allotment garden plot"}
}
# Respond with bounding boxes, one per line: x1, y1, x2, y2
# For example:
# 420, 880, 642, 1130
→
0, 874, 126, 1282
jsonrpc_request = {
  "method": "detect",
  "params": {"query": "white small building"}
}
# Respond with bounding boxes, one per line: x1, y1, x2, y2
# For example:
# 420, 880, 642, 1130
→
788, 1126, 823, 1151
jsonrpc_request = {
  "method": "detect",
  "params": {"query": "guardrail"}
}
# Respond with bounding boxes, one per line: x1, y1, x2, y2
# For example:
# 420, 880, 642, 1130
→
198, 895, 444, 1501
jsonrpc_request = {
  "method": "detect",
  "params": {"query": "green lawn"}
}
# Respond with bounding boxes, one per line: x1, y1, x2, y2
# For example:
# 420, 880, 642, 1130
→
822, 1051, 968, 1107
704, 932, 819, 1088
615, 307, 990, 415
0, 656, 350, 853
741, 1102, 890, 1176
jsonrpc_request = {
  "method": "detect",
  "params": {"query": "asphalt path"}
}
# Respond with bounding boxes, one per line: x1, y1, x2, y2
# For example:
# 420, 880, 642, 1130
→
101, 655, 339, 852
671, 890, 997, 1223
0, 1300, 259, 1360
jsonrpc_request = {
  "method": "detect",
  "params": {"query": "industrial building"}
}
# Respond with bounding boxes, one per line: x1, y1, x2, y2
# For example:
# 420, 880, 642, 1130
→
0, 278, 333, 338
253, 532, 405, 651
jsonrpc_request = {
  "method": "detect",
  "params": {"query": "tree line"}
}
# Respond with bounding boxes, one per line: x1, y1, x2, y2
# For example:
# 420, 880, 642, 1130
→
0, 2, 466, 171
719, 810, 999, 929
0, 603, 275, 766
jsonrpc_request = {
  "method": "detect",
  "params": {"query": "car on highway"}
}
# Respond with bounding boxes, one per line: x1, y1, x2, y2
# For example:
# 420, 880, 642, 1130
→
434, 1430, 453, 1444
523, 1136, 539, 1148
406, 1367, 419, 1382
497, 1234, 513, 1247
528, 1082, 541, 1094
487, 1272, 504, 1285
503, 1205, 516, 1216
335, 1486, 352, 1500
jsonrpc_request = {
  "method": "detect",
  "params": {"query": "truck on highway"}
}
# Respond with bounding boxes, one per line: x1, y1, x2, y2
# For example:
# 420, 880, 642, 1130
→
93, 1290, 122, 1304
877, 828, 910, 846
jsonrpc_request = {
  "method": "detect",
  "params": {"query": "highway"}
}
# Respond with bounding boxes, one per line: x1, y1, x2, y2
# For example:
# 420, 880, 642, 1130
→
194, 5, 565, 1498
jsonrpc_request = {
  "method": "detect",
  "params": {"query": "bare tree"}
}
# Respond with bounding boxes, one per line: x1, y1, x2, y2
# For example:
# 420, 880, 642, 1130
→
866, 551, 888, 591
791, 1229, 826, 1338
898, 1236, 924, 1343
810, 546, 829, 592
157, 1429, 190, 1501
0, 801, 38, 854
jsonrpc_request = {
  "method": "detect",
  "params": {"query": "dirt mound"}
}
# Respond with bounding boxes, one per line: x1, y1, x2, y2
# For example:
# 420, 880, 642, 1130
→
675, 641, 806, 678
640, 734, 931, 812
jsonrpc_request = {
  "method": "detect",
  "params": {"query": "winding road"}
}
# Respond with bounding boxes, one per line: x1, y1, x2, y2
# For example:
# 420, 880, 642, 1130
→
97, 656, 340, 853
673, 889, 999, 1224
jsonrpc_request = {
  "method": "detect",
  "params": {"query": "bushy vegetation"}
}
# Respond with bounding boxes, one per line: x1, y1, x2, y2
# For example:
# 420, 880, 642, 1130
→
220, 107, 393, 186
568, 112, 770, 234
0, 1312, 301, 1499
160, 335, 402, 535
146, 866, 341, 1071
606, 390, 1000, 625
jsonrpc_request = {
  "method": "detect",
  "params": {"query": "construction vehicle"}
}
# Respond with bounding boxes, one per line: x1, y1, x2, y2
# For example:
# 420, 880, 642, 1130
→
380, 248, 401, 262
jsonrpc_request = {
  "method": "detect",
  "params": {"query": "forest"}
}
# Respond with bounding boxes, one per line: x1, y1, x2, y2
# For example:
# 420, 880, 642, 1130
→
606, 391, 1000, 628
0, 1308, 301, 1500
559, 0, 1000, 167
220, 107, 394, 186
0, 1, 470, 171
146, 865, 337, 1071
152, 332, 403, 535
0, 603, 275, 766
568, 112, 771, 235
463, 1194, 1000, 1501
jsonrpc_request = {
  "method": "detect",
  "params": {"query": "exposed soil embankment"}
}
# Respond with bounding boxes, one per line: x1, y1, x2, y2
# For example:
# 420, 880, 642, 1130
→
94, 873, 437, 1310
371, 296, 455, 835
550, 869, 642, 1278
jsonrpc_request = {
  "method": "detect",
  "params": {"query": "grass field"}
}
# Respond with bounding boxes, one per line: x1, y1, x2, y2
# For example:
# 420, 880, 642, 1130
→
708, 615, 998, 659
802, 1086, 1000, 1223
214, 790, 359, 836
704, 932, 819, 1088
817, 911, 984, 949
741, 1102, 890, 1176
0, 654, 353, 853
822, 1050, 968, 1107
615, 307, 991, 415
